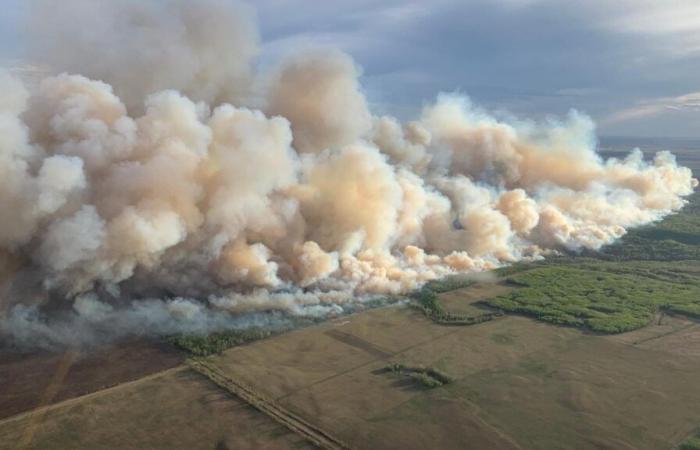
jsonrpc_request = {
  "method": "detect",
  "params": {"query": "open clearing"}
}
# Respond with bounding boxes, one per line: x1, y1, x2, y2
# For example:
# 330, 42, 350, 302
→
434, 282, 512, 316
198, 281, 700, 450
0, 339, 184, 420
0, 366, 313, 450
2, 282, 700, 449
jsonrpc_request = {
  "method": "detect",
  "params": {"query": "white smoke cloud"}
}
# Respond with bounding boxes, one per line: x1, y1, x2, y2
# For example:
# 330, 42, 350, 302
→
27, 0, 260, 111
0, 0, 696, 349
266, 49, 373, 154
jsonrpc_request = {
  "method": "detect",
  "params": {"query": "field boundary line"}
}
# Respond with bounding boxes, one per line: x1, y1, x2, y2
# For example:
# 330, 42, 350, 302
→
189, 358, 351, 450
14, 351, 77, 450
632, 323, 697, 346
277, 312, 514, 402
0, 366, 187, 427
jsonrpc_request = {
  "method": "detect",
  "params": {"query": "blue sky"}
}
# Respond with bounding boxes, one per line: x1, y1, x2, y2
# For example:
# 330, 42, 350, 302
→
3, 0, 700, 138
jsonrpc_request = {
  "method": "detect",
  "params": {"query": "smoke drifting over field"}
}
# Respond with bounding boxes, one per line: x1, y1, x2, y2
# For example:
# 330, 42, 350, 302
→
1, 0, 696, 348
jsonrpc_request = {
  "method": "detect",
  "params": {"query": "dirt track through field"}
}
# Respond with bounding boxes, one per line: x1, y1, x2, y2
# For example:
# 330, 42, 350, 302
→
13, 352, 76, 450
188, 359, 350, 450
633, 323, 698, 345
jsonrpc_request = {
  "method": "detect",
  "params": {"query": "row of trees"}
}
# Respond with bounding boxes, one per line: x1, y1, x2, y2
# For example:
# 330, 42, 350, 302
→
382, 363, 453, 389
412, 285, 503, 326
170, 328, 276, 356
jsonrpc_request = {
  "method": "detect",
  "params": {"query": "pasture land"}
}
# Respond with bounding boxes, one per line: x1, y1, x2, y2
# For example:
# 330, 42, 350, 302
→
0, 339, 184, 420
0, 367, 312, 450
198, 281, 700, 449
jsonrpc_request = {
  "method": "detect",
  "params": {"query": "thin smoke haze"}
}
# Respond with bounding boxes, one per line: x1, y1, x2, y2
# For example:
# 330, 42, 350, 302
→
0, 0, 696, 349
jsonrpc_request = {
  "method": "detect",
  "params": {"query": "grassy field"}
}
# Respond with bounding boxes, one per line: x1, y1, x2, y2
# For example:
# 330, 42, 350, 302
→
0, 367, 313, 450
0, 340, 183, 421
196, 291, 700, 449
10, 276, 691, 449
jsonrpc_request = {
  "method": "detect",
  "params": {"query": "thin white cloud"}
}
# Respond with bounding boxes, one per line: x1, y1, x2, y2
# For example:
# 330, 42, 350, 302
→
604, 91, 700, 125
610, 0, 700, 35
605, 0, 700, 56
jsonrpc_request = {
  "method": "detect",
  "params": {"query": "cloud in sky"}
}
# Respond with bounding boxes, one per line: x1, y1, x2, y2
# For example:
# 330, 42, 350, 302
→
253, 0, 700, 138
2, 0, 700, 138
609, 0, 700, 54
605, 92, 700, 124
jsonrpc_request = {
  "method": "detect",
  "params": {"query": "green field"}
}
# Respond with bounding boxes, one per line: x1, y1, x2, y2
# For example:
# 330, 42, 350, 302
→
487, 261, 700, 333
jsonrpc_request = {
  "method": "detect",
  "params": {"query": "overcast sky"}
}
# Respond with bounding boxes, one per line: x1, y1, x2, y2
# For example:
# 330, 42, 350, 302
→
2, 0, 700, 138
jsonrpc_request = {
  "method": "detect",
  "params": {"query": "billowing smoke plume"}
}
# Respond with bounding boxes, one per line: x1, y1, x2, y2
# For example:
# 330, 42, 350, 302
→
1, 0, 696, 349
26, 0, 259, 110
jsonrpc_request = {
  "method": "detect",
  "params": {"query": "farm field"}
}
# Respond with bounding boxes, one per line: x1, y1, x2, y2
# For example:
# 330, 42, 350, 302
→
0, 366, 312, 450
3, 259, 700, 448
197, 282, 700, 450
0, 339, 184, 420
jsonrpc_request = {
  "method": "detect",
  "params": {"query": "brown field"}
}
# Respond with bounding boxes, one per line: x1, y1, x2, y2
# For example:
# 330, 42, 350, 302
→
0, 339, 184, 420
0, 367, 313, 450
637, 322, 700, 357
200, 281, 700, 449
435, 282, 513, 316
606, 312, 696, 346
3, 281, 700, 449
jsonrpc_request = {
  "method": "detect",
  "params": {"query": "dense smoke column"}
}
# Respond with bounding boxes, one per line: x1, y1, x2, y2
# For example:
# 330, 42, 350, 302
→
0, 0, 696, 348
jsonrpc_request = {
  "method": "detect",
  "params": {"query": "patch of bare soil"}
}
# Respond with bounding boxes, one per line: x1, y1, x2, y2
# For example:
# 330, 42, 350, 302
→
0, 339, 184, 420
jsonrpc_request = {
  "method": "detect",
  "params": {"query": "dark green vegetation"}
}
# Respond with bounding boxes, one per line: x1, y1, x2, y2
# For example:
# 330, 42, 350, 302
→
170, 316, 331, 356
488, 262, 700, 333
487, 191, 700, 333
412, 276, 504, 325
381, 363, 453, 389
422, 274, 476, 293
679, 429, 700, 450
171, 328, 276, 356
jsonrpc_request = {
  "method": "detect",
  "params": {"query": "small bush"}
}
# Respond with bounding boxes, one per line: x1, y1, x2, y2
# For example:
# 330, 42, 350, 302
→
408, 372, 443, 388
381, 363, 452, 389
678, 428, 700, 450
422, 367, 453, 384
